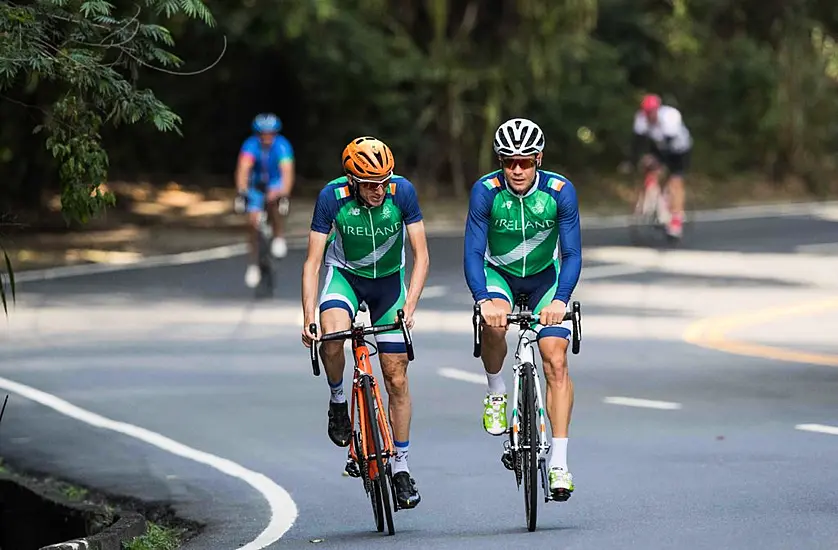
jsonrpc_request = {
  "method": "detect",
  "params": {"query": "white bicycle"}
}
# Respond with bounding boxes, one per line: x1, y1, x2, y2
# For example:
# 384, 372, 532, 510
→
472, 295, 582, 532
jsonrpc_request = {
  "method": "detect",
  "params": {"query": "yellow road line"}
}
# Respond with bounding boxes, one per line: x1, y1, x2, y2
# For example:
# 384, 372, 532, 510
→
682, 297, 838, 367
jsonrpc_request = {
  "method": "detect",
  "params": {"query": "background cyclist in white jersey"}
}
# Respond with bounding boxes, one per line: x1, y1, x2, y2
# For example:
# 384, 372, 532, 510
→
621, 94, 693, 239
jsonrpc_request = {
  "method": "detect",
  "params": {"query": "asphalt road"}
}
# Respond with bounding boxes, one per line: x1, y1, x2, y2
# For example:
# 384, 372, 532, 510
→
1, 205, 838, 550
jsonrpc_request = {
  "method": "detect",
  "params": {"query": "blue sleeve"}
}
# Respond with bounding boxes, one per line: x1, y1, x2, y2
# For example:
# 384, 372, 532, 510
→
311, 186, 339, 234
276, 136, 294, 162
393, 179, 423, 225
553, 183, 582, 303
239, 136, 259, 158
463, 182, 495, 302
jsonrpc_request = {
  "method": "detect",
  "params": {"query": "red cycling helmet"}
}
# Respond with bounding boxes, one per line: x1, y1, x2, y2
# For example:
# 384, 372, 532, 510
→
641, 94, 662, 113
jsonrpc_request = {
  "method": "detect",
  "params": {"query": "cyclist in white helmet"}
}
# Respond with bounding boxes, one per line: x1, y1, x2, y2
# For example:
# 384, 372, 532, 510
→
464, 117, 583, 501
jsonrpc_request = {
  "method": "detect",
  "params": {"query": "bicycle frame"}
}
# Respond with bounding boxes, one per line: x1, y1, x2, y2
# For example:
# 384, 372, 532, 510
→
346, 327, 394, 481
508, 326, 550, 463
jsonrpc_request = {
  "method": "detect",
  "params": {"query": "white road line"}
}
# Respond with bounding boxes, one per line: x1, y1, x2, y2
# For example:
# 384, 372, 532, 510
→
0, 376, 297, 549
421, 285, 448, 299
14, 243, 249, 283
795, 423, 838, 436
603, 396, 682, 410
796, 242, 838, 254
438, 367, 486, 385
582, 264, 647, 280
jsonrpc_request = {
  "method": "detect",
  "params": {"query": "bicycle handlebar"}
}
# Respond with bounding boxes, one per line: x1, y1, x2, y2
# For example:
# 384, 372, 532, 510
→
472, 301, 583, 358
309, 309, 414, 376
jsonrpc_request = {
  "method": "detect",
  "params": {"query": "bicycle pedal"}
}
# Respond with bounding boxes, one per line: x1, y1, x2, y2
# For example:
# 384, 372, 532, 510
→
500, 451, 515, 472
344, 460, 361, 478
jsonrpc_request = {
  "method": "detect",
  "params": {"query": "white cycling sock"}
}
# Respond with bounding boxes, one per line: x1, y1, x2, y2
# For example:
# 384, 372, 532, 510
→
328, 378, 346, 404
486, 370, 506, 395
549, 438, 568, 470
391, 440, 410, 474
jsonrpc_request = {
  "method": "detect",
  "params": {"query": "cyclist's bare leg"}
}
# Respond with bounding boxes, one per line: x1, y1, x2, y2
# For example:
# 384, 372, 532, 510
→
318, 308, 352, 385
665, 173, 685, 237
381, 350, 421, 506
636, 155, 662, 215
379, 352, 411, 442
265, 192, 285, 239
319, 307, 353, 447
479, 298, 512, 375
246, 211, 261, 263
539, 335, 575, 497
538, 337, 574, 439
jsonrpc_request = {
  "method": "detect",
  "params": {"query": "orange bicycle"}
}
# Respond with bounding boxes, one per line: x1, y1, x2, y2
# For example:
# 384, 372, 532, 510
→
309, 308, 414, 536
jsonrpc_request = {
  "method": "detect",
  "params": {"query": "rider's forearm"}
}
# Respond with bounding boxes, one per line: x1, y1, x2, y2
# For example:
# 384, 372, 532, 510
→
463, 212, 491, 302
280, 162, 295, 195
555, 252, 581, 304
555, 186, 583, 304
235, 165, 249, 193
406, 251, 429, 306
301, 261, 321, 323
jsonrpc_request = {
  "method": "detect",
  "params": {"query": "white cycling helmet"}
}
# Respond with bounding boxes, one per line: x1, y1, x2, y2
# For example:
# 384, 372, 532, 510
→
493, 118, 545, 157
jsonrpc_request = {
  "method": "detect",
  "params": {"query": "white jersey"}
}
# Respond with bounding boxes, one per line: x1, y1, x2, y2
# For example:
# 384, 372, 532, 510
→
633, 105, 692, 154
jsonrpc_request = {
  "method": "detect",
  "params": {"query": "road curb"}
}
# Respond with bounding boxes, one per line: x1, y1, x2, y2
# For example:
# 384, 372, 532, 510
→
0, 471, 147, 550
39, 511, 147, 550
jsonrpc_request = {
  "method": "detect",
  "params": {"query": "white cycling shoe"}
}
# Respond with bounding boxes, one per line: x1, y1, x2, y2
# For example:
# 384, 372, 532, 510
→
244, 264, 261, 288
271, 237, 288, 259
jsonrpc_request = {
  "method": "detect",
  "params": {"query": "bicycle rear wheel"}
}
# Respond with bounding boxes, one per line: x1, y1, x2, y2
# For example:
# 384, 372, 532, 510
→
363, 376, 395, 535
521, 363, 538, 532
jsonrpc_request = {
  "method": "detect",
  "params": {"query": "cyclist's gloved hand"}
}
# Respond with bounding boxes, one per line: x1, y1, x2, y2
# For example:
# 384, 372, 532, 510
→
479, 300, 506, 328
233, 192, 247, 215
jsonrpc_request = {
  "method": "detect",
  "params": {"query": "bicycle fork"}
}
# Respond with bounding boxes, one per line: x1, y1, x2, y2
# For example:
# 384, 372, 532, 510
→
502, 334, 551, 490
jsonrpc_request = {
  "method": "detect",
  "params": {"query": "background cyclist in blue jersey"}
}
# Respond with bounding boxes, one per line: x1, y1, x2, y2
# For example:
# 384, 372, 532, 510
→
463, 118, 582, 501
234, 113, 296, 288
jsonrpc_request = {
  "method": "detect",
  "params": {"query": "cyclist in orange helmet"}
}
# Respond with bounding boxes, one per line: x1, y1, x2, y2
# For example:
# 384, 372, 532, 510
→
301, 136, 429, 510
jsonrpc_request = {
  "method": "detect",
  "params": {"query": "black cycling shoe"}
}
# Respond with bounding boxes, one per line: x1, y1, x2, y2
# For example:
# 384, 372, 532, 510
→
327, 402, 351, 447
392, 471, 421, 509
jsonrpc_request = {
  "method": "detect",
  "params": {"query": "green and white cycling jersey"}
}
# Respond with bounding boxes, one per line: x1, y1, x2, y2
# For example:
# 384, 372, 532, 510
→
463, 169, 582, 305
310, 175, 424, 279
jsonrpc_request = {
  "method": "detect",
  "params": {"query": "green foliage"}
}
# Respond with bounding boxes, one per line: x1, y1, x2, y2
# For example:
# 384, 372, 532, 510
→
123, 522, 183, 550
4, 0, 838, 203
0, 0, 217, 224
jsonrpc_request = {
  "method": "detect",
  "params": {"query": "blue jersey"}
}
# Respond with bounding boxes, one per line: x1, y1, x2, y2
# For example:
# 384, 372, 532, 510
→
239, 135, 294, 189
463, 170, 582, 304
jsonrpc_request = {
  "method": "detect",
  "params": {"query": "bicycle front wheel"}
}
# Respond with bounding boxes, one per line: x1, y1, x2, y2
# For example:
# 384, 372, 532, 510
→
362, 376, 395, 535
521, 363, 538, 532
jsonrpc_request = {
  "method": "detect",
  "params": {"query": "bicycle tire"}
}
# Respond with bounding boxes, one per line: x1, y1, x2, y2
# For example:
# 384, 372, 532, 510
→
370, 476, 384, 532
356, 396, 384, 533
521, 363, 538, 532
362, 376, 395, 535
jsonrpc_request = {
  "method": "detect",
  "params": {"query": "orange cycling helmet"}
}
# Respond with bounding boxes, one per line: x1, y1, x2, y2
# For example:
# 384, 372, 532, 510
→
342, 136, 394, 181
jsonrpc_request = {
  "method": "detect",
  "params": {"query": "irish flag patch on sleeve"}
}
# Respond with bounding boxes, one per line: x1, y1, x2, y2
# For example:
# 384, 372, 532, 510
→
334, 186, 351, 200
548, 178, 565, 192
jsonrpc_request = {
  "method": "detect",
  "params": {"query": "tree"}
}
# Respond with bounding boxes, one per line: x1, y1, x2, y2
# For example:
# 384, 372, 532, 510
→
0, 0, 220, 313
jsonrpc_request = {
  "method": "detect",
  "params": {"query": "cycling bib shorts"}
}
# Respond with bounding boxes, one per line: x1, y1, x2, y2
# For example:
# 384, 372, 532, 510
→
485, 263, 572, 341
319, 266, 407, 354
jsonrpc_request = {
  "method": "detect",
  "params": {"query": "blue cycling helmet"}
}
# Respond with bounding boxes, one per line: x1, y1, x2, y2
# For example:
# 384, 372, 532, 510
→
252, 113, 281, 134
